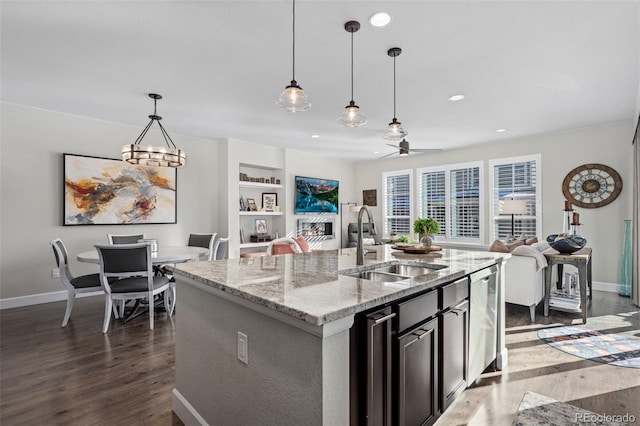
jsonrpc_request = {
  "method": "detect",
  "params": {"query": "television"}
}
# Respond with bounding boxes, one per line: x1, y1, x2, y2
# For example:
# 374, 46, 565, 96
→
295, 176, 339, 214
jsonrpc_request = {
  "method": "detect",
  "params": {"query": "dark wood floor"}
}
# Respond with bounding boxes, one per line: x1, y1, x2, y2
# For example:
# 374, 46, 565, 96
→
1, 291, 638, 425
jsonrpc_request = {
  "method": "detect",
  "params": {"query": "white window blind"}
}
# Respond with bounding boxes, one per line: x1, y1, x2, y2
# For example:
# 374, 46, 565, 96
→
418, 162, 483, 244
382, 170, 412, 236
418, 170, 446, 236
450, 167, 480, 239
490, 155, 541, 240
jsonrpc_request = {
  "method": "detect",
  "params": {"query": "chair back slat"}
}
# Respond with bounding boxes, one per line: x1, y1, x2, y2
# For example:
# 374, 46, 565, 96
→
95, 244, 150, 277
107, 234, 145, 244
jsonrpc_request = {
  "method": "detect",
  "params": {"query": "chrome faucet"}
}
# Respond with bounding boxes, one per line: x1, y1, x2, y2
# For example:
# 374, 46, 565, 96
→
357, 205, 376, 266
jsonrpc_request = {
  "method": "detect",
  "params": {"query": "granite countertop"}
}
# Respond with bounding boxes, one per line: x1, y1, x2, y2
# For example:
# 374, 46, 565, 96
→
170, 245, 508, 326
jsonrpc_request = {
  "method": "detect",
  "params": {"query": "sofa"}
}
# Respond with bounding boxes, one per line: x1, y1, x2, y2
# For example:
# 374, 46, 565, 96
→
490, 238, 549, 322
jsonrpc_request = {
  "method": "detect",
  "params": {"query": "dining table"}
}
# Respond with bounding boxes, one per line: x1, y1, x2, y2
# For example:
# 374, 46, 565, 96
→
77, 245, 209, 265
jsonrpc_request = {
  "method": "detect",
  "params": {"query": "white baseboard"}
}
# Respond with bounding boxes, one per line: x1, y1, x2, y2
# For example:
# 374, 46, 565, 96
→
0, 290, 102, 310
592, 281, 621, 293
172, 388, 209, 426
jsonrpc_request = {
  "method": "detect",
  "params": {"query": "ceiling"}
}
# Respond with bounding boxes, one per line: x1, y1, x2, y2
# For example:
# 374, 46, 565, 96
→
2, 1, 639, 161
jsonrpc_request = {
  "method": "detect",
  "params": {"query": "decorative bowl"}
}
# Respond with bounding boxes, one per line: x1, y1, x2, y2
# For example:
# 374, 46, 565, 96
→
546, 234, 587, 254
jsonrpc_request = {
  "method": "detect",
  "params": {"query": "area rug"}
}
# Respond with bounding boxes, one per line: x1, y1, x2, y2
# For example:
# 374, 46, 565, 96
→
513, 391, 626, 425
538, 326, 640, 368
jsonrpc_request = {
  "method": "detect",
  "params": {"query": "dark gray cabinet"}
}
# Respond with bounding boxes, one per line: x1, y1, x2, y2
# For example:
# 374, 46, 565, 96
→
350, 306, 395, 426
396, 316, 439, 426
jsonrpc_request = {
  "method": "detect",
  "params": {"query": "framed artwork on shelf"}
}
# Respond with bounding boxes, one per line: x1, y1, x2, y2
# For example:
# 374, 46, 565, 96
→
240, 196, 246, 211
255, 219, 268, 235
246, 198, 257, 211
262, 192, 277, 212
63, 153, 177, 225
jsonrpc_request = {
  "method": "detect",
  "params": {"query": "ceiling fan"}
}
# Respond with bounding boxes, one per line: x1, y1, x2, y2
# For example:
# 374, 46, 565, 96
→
379, 138, 442, 159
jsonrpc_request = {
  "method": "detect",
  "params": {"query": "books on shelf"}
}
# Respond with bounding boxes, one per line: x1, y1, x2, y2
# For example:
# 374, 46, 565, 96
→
549, 290, 581, 312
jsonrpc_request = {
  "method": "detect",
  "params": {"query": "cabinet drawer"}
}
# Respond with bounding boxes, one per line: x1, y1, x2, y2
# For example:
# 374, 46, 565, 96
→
441, 278, 469, 310
397, 290, 438, 333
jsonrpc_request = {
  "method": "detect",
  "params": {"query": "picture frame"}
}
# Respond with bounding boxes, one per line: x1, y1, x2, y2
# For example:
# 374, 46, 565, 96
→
363, 189, 377, 207
246, 198, 257, 211
255, 219, 268, 235
240, 196, 246, 211
63, 153, 177, 225
262, 192, 277, 212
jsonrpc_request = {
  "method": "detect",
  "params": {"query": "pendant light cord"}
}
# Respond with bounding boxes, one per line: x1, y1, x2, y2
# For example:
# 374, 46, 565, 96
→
292, 0, 296, 82
393, 55, 397, 119
350, 31, 354, 101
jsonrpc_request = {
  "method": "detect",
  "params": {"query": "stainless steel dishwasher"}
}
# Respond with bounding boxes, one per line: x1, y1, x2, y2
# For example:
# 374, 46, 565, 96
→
468, 264, 499, 384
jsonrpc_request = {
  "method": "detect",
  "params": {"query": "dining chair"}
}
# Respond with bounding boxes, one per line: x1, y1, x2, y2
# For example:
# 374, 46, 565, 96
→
107, 233, 145, 244
188, 232, 217, 261
95, 243, 172, 333
50, 238, 104, 327
212, 237, 229, 260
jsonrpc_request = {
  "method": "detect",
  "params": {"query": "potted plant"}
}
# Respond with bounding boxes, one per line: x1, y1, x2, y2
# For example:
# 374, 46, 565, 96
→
413, 218, 440, 247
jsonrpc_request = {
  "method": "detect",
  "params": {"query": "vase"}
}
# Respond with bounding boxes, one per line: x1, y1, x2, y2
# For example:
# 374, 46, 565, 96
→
420, 234, 433, 248
619, 220, 632, 297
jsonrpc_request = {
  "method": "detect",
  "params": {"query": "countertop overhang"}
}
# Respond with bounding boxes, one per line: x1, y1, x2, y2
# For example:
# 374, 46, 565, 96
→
170, 246, 508, 327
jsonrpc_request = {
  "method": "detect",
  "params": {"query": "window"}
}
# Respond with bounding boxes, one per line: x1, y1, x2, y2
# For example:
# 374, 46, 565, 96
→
418, 162, 483, 244
489, 155, 541, 240
382, 170, 413, 237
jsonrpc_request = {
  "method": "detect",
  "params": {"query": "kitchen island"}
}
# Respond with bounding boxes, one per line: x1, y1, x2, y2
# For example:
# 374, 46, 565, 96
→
169, 246, 508, 425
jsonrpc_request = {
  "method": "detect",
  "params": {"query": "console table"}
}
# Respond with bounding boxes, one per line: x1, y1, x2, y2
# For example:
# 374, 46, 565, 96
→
543, 248, 592, 323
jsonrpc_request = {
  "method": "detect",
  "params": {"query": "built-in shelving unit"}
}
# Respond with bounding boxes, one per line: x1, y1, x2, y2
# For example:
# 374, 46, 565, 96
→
238, 163, 285, 255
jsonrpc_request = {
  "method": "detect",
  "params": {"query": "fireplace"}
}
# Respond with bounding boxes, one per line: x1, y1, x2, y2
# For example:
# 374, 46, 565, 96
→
297, 218, 334, 240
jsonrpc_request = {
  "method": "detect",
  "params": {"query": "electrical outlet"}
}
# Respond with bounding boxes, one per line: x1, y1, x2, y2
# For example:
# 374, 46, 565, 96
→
51, 268, 60, 278
237, 331, 248, 365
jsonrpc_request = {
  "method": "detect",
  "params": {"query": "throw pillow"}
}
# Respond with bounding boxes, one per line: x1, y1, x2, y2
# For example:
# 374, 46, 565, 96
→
293, 237, 311, 253
525, 236, 538, 245
488, 240, 510, 253
506, 239, 525, 251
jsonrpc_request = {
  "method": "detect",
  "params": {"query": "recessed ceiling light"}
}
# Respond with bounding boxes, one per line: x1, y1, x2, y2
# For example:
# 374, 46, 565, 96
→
496, 128, 507, 133
311, 134, 320, 138
369, 12, 391, 28
373, 151, 380, 154
448, 94, 465, 102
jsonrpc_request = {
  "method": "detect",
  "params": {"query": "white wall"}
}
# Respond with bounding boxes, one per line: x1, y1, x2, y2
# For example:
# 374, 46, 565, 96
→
0, 103, 219, 302
354, 120, 634, 285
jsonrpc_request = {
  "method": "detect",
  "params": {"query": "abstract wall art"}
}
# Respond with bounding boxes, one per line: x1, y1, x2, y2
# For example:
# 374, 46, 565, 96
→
64, 153, 177, 225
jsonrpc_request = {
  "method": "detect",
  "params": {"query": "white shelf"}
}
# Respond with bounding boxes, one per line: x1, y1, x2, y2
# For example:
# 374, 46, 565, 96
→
239, 181, 283, 189
240, 242, 270, 248
239, 211, 283, 216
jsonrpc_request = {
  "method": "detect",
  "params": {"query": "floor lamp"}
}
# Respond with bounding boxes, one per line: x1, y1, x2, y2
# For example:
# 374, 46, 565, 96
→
340, 202, 361, 248
500, 199, 527, 237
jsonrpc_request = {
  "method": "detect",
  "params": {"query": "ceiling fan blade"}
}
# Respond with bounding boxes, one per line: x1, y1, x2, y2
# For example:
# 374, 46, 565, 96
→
386, 144, 400, 149
410, 148, 442, 153
378, 152, 397, 159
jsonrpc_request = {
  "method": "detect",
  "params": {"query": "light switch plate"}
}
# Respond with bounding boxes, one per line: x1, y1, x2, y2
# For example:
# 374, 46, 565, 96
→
237, 331, 248, 364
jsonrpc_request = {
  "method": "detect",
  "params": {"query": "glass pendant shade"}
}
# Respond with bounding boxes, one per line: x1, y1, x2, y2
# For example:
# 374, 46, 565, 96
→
383, 118, 408, 141
277, 80, 310, 112
338, 100, 367, 127
122, 94, 186, 168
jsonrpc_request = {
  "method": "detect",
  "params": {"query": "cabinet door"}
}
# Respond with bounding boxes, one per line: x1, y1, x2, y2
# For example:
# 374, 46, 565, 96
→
441, 300, 469, 410
397, 317, 439, 426
366, 307, 395, 426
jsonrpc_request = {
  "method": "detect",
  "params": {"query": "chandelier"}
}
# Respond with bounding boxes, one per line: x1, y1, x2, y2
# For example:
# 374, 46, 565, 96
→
122, 93, 186, 168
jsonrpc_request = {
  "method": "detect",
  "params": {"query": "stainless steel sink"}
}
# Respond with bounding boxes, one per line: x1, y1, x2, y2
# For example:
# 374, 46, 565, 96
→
374, 263, 447, 277
348, 270, 410, 283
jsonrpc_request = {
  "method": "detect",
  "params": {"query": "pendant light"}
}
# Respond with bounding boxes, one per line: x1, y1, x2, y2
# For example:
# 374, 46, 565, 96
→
338, 21, 366, 127
383, 47, 408, 141
276, 0, 310, 112
122, 93, 186, 168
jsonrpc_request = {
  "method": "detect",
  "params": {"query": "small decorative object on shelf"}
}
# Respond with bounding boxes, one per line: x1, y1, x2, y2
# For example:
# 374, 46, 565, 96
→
414, 218, 440, 248
250, 234, 272, 243
546, 234, 587, 254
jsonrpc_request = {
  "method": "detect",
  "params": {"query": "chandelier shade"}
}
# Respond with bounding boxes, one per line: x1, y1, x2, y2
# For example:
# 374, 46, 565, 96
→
122, 94, 186, 168
277, 0, 310, 112
383, 47, 408, 141
338, 20, 366, 128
